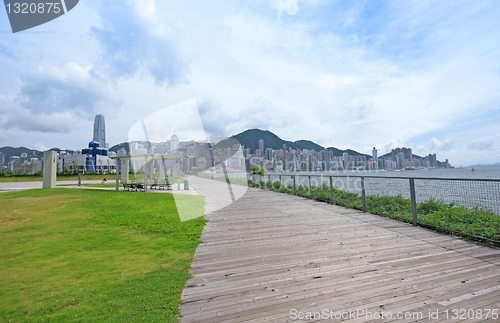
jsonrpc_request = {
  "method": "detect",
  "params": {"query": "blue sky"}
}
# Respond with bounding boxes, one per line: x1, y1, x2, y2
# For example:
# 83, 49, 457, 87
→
1, 0, 499, 166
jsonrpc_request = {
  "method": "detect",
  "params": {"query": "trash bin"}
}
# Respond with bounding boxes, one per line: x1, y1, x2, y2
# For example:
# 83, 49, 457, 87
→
184, 179, 189, 190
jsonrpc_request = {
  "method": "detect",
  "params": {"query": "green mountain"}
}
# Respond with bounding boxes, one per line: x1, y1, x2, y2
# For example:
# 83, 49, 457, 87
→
465, 162, 500, 168
0, 146, 43, 164
0, 146, 77, 165
109, 142, 130, 154
217, 129, 370, 157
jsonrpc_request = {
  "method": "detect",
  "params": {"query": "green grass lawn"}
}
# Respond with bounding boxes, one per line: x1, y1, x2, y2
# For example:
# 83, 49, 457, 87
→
57, 183, 118, 188
0, 189, 205, 322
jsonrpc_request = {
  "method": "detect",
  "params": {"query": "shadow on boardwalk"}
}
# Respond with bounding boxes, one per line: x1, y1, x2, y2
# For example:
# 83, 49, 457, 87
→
181, 177, 500, 322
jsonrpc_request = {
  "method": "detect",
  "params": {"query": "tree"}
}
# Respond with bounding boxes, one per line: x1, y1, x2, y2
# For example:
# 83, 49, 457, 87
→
249, 167, 264, 176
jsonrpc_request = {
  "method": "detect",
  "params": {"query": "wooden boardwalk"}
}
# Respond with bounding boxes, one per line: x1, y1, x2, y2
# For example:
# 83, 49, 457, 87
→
180, 177, 500, 322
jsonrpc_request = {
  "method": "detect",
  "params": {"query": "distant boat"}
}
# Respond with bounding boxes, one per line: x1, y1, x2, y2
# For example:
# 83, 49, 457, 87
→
472, 168, 475, 172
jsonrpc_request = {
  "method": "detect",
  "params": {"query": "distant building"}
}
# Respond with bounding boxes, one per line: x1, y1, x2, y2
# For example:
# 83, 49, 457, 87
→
265, 148, 273, 161
205, 148, 214, 168
258, 139, 264, 157
170, 133, 179, 155
0, 152, 4, 165
197, 157, 207, 170
342, 152, 349, 169
428, 153, 437, 167
442, 159, 450, 168
187, 145, 195, 157
12, 159, 42, 174
372, 147, 377, 167
117, 148, 127, 156
8, 156, 20, 171
93, 114, 107, 149
321, 151, 330, 170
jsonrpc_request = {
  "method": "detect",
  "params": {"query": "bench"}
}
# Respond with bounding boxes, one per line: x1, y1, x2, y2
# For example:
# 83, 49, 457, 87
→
150, 180, 172, 190
123, 183, 145, 192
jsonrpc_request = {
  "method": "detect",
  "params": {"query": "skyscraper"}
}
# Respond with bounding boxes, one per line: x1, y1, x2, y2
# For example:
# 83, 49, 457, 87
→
258, 139, 264, 157
372, 147, 378, 169
170, 133, 179, 155
265, 148, 273, 160
93, 114, 107, 149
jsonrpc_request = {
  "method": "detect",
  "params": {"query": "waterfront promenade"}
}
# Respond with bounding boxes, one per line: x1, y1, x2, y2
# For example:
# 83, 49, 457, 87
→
181, 176, 500, 322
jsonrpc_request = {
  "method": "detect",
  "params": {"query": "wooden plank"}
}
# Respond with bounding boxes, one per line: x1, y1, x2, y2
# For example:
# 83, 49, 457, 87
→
179, 177, 500, 323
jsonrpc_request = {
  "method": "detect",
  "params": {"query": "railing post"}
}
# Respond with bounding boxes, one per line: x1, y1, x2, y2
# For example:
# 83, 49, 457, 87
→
329, 176, 333, 204
268, 174, 271, 190
308, 175, 311, 199
115, 159, 119, 191
279, 175, 282, 193
361, 176, 366, 213
410, 178, 417, 226
259, 175, 262, 189
293, 175, 296, 195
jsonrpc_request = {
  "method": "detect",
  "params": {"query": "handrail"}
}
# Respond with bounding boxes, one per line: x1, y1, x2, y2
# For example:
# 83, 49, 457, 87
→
264, 172, 500, 182
246, 172, 500, 244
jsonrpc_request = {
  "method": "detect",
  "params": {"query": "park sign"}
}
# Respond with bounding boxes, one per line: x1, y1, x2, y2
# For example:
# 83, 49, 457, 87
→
3, 0, 79, 33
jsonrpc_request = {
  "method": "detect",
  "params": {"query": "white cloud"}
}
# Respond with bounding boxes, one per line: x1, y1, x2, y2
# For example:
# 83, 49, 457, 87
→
0, 62, 123, 136
1, 0, 500, 166
35, 143, 49, 151
269, 0, 299, 19
467, 135, 500, 151
414, 135, 500, 166
90, 0, 193, 86
15, 62, 121, 116
428, 137, 465, 152
134, 0, 156, 18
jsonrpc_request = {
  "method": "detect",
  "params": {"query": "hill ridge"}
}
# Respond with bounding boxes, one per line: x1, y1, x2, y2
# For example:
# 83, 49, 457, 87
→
226, 129, 370, 157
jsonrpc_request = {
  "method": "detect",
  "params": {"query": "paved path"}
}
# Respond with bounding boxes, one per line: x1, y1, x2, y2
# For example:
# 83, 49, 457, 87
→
189, 176, 248, 215
181, 177, 500, 322
0, 179, 198, 195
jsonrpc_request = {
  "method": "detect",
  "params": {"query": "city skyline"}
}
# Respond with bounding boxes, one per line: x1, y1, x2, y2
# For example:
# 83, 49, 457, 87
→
0, 125, 470, 169
1, 1, 499, 167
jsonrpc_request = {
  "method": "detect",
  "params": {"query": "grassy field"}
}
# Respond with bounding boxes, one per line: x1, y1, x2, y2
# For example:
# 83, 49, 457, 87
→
249, 180, 500, 244
0, 189, 205, 322
57, 183, 118, 188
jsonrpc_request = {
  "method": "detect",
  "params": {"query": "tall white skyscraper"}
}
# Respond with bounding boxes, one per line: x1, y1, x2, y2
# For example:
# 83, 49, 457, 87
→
93, 114, 107, 149
258, 139, 264, 157
372, 147, 378, 169
170, 133, 179, 155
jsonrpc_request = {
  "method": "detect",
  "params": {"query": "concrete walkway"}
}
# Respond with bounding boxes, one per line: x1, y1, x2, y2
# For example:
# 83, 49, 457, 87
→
188, 176, 248, 215
0, 180, 101, 192
180, 177, 500, 322
0, 179, 199, 195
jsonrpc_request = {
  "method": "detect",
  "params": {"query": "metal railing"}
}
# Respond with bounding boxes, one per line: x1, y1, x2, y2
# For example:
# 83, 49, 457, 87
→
248, 173, 500, 243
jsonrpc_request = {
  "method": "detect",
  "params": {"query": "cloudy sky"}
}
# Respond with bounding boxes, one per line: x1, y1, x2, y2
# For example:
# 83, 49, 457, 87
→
1, 0, 499, 166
